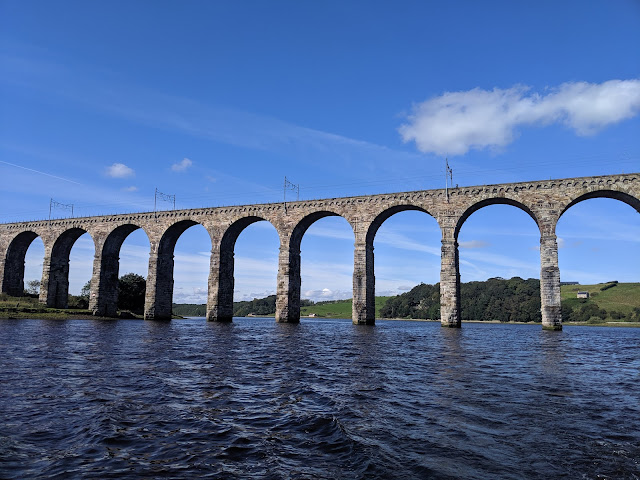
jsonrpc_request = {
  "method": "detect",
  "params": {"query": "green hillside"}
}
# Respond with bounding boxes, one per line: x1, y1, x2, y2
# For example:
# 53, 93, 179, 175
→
378, 279, 640, 322
561, 282, 640, 316
171, 282, 640, 322
300, 297, 391, 319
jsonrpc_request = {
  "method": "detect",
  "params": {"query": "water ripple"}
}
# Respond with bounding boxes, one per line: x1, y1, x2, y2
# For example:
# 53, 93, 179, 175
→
1, 318, 639, 479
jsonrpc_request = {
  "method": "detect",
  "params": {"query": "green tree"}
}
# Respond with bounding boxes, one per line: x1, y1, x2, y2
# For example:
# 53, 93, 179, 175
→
118, 273, 146, 313
25, 279, 40, 296
80, 281, 91, 301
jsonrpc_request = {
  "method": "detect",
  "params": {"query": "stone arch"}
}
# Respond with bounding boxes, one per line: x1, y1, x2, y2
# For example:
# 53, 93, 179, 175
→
220, 215, 276, 253
559, 190, 640, 219
91, 223, 148, 317
158, 219, 208, 255
290, 210, 349, 249
45, 228, 94, 308
2, 231, 40, 297
365, 205, 436, 245
454, 198, 540, 240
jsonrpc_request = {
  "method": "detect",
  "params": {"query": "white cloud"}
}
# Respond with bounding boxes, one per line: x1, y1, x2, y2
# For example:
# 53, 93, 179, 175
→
122, 185, 138, 192
399, 79, 640, 156
303, 288, 352, 302
105, 162, 135, 178
171, 157, 193, 172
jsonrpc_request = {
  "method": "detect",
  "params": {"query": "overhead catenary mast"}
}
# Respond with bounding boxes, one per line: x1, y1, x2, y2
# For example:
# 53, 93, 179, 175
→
49, 198, 74, 220
445, 158, 453, 200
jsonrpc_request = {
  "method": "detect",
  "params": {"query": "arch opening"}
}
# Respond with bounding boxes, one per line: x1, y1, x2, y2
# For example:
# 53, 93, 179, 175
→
370, 209, 441, 320
92, 225, 149, 317
3, 231, 43, 298
457, 204, 542, 324
557, 197, 640, 324
454, 198, 539, 240
67, 232, 95, 309
231, 220, 280, 317
298, 214, 354, 318
172, 223, 212, 312
560, 189, 640, 217
145, 220, 211, 320
46, 228, 93, 309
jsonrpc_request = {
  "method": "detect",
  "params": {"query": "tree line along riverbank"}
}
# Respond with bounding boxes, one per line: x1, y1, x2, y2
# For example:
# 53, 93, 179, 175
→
2, 278, 639, 324
171, 278, 640, 324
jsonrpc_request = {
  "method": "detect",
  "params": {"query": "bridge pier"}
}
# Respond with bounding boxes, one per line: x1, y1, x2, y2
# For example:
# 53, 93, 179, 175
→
206, 245, 234, 322
144, 251, 174, 320
352, 241, 375, 325
41, 253, 70, 308
89, 247, 119, 317
440, 236, 461, 328
275, 241, 301, 323
540, 234, 562, 330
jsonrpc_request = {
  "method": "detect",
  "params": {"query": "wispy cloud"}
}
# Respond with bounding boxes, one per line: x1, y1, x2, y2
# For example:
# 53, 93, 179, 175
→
1, 52, 422, 180
171, 157, 192, 172
459, 240, 490, 249
105, 162, 135, 178
304, 225, 354, 241
400, 79, 640, 156
460, 249, 539, 273
0, 159, 83, 185
375, 230, 441, 256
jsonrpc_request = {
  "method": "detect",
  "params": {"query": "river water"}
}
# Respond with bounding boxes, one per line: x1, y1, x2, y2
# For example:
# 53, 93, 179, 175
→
0, 318, 638, 479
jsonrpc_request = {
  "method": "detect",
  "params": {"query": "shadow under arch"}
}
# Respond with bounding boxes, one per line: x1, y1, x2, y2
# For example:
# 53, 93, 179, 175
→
559, 190, 640, 219
46, 227, 93, 308
2, 231, 40, 297
212, 215, 279, 322
454, 198, 540, 240
92, 224, 148, 317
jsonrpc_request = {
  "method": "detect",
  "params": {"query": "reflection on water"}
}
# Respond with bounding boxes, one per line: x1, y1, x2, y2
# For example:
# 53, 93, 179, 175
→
0, 318, 638, 479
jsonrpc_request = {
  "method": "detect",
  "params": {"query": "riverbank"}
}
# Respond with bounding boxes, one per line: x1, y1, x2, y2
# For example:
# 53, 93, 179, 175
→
3, 310, 639, 327
0, 310, 144, 320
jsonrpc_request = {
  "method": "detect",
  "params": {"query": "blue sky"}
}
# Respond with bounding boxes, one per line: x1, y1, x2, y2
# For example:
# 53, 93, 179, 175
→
1, 1, 639, 303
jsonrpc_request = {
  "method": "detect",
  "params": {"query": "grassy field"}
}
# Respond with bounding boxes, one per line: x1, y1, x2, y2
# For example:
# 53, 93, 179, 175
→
0, 294, 139, 320
561, 282, 640, 315
300, 297, 391, 319
0, 295, 92, 319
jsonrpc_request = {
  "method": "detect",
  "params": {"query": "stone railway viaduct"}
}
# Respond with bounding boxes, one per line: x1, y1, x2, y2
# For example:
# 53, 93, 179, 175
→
1, 173, 638, 330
